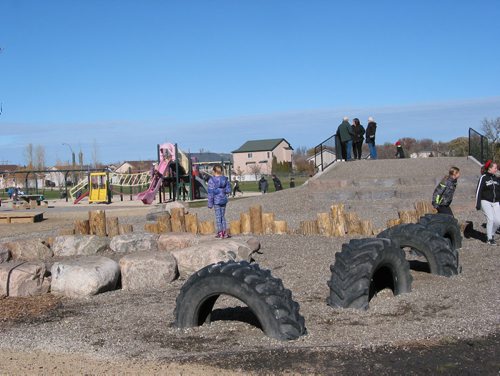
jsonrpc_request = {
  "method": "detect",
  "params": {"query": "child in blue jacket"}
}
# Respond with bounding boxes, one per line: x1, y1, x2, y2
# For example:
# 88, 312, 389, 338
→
208, 164, 232, 238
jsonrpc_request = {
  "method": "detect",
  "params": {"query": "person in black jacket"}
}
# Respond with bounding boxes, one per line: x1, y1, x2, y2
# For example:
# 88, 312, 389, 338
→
395, 141, 405, 158
366, 116, 377, 159
336, 117, 353, 161
351, 118, 365, 160
258, 176, 269, 194
475, 160, 500, 245
432, 166, 460, 216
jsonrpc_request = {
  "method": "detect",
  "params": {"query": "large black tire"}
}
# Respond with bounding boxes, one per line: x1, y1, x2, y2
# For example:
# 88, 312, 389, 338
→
419, 213, 462, 249
377, 223, 460, 277
174, 260, 306, 341
327, 238, 412, 311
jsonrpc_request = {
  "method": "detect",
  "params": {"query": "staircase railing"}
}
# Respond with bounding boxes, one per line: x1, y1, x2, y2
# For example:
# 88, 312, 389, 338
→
468, 128, 489, 164
313, 133, 337, 172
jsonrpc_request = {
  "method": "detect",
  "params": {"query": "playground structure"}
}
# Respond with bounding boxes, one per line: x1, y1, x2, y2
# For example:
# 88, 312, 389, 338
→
135, 142, 232, 205
0, 143, 231, 205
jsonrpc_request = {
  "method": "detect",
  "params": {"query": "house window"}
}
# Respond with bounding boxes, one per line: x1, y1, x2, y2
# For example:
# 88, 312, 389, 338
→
248, 153, 253, 158
267, 152, 270, 158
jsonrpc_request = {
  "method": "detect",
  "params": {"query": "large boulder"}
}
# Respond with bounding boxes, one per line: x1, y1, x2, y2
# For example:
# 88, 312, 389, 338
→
1, 239, 53, 261
171, 239, 261, 279
0, 245, 11, 263
146, 201, 187, 221
110, 233, 159, 253
52, 236, 110, 257
0, 261, 50, 297
157, 233, 211, 252
50, 256, 120, 298
119, 252, 178, 291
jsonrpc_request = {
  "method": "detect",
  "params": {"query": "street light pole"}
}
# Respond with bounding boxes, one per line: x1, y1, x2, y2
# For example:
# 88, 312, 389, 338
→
62, 143, 76, 167
62, 143, 76, 188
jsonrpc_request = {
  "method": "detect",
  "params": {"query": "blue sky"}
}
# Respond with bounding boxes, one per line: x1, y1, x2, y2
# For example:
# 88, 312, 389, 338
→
0, 1, 499, 166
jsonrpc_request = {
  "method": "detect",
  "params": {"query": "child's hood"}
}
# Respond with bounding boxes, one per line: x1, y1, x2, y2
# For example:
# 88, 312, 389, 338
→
213, 175, 228, 187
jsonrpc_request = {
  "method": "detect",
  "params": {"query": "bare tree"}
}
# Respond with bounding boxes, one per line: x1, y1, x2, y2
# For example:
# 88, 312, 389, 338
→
35, 145, 45, 169
248, 163, 261, 180
24, 143, 34, 168
481, 117, 500, 159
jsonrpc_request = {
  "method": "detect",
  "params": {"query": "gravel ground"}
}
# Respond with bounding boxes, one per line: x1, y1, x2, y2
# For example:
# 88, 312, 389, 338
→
0, 157, 499, 374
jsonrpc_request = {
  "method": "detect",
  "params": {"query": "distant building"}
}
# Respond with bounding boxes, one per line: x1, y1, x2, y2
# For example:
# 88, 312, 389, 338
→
307, 149, 336, 171
410, 151, 446, 158
114, 160, 156, 174
190, 152, 233, 175
0, 164, 20, 189
232, 138, 293, 180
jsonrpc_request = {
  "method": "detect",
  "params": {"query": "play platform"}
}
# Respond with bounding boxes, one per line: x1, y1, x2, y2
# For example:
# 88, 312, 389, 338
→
0, 211, 44, 224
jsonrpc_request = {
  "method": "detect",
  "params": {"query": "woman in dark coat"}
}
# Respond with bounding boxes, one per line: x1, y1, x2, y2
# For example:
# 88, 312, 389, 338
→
351, 118, 365, 160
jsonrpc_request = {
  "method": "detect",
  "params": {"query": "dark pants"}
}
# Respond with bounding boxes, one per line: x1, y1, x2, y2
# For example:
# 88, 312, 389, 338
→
353, 141, 363, 159
339, 142, 347, 160
436, 206, 454, 217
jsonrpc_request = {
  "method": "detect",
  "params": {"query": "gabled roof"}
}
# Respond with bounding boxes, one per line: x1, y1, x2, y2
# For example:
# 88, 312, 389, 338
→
232, 138, 293, 153
190, 152, 233, 163
0, 164, 19, 172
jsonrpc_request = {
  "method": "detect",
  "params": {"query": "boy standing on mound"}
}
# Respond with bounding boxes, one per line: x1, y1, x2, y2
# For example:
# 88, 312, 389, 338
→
208, 164, 232, 238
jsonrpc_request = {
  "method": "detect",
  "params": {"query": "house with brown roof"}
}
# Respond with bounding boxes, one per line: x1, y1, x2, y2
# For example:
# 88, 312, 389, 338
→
114, 160, 157, 174
232, 138, 293, 180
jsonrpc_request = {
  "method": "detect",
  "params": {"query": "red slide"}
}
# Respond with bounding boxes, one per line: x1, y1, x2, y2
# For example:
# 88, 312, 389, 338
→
73, 190, 89, 204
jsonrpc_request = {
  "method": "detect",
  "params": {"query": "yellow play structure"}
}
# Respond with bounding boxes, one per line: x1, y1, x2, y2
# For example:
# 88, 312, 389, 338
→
89, 172, 110, 203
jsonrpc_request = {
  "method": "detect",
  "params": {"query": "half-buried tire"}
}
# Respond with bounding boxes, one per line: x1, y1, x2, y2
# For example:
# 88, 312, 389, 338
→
327, 238, 412, 311
174, 260, 306, 341
377, 223, 460, 277
419, 213, 462, 250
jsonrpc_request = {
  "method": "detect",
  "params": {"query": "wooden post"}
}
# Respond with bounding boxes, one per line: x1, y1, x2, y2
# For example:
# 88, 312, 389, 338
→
106, 217, 120, 237
386, 218, 402, 228
89, 210, 106, 237
398, 210, 419, 224
229, 220, 241, 235
199, 220, 215, 235
344, 212, 362, 235
144, 223, 160, 233
360, 220, 374, 236
415, 201, 436, 217
58, 228, 75, 236
300, 220, 319, 235
157, 214, 172, 233
249, 205, 263, 234
262, 212, 275, 234
185, 213, 198, 234
330, 204, 346, 236
317, 212, 332, 236
119, 223, 134, 234
74, 220, 90, 235
240, 212, 251, 234
274, 220, 288, 234
171, 207, 186, 232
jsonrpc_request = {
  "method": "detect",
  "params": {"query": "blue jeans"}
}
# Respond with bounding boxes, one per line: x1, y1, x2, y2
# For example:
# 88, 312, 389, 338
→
346, 140, 353, 160
368, 142, 377, 159
214, 204, 227, 232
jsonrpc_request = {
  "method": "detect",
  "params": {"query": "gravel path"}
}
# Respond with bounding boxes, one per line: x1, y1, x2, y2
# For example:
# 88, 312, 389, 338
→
0, 157, 499, 374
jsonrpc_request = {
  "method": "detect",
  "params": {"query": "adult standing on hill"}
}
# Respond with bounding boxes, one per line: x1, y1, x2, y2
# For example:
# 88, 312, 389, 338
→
475, 160, 500, 245
337, 116, 353, 161
366, 116, 377, 160
351, 118, 365, 160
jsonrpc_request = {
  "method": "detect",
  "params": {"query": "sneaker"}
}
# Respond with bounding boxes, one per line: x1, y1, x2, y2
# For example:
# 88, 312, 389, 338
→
487, 238, 496, 245
222, 230, 231, 239
215, 231, 223, 239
